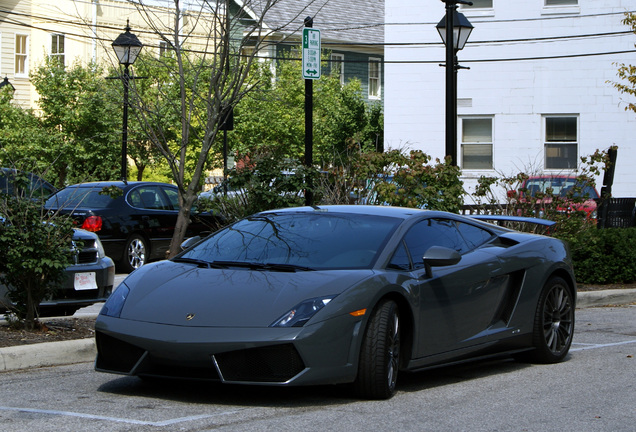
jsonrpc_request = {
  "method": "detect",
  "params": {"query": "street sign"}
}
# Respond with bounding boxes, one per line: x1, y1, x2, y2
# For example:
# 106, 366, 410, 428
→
302, 28, 321, 80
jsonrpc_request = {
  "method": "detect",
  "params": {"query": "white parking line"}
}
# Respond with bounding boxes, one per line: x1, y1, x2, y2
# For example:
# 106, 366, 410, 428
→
0, 406, 242, 426
570, 339, 636, 352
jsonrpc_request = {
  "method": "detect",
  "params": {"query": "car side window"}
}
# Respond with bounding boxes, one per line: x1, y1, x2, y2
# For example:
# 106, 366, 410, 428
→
129, 186, 170, 210
162, 187, 180, 210
29, 177, 56, 199
388, 240, 412, 270
456, 221, 493, 250
402, 218, 469, 269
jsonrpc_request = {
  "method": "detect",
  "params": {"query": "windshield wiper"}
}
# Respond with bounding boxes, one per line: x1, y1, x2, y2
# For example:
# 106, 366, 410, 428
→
262, 263, 315, 272
172, 257, 228, 269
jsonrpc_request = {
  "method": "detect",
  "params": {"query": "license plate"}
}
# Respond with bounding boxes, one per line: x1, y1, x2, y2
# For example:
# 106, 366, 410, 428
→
74, 272, 97, 291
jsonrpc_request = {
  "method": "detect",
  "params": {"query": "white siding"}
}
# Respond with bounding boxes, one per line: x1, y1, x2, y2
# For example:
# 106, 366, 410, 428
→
385, 0, 636, 197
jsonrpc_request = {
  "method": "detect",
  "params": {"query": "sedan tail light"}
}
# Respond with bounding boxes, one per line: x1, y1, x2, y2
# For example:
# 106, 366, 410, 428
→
81, 215, 103, 232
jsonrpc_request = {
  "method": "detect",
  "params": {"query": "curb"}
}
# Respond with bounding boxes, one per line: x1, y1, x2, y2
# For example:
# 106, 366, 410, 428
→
576, 289, 636, 308
1, 289, 635, 373
0, 338, 95, 372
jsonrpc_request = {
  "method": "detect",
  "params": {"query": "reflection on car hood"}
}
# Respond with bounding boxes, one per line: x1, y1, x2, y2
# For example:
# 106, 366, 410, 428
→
119, 260, 372, 327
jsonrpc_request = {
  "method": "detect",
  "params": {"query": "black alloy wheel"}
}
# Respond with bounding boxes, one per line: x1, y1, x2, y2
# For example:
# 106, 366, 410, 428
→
529, 276, 575, 363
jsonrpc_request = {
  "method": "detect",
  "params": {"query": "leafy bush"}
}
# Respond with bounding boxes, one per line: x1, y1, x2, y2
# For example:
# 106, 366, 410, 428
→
565, 228, 636, 284
347, 149, 464, 213
0, 172, 75, 329
201, 154, 318, 223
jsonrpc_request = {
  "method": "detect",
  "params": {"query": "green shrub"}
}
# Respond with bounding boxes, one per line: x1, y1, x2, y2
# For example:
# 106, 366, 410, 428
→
203, 155, 316, 223
0, 172, 75, 329
564, 227, 636, 284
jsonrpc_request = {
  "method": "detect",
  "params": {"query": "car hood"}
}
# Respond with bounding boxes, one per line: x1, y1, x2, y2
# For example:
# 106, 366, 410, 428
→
118, 260, 374, 327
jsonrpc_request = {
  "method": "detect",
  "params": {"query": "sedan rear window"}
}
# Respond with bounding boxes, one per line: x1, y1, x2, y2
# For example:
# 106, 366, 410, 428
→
46, 187, 117, 209
180, 212, 401, 270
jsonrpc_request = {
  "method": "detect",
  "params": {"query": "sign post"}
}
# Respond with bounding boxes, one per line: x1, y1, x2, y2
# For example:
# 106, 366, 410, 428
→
303, 17, 319, 206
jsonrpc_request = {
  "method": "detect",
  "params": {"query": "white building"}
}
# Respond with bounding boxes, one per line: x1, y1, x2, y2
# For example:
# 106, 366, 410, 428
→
384, 0, 636, 198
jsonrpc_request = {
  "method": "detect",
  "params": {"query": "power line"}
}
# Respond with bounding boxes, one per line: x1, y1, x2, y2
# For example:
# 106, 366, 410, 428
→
1, 6, 634, 65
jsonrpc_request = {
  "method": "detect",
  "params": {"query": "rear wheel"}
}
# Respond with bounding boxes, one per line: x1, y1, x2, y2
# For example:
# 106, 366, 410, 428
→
121, 234, 148, 273
354, 299, 401, 399
527, 276, 575, 363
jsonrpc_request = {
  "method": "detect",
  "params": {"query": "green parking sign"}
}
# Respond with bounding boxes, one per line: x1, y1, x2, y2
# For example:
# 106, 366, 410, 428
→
302, 28, 321, 79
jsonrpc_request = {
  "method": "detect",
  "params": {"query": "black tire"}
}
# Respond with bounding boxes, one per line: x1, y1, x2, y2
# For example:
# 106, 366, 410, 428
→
527, 276, 575, 363
354, 299, 401, 399
121, 234, 148, 273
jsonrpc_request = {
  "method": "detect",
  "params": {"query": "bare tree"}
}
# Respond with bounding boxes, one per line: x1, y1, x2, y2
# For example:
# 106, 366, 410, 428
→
125, 0, 324, 256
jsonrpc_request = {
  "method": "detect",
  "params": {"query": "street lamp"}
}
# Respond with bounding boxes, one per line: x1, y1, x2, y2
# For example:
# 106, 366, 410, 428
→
0, 76, 15, 92
112, 20, 143, 182
436, 1, 473, 166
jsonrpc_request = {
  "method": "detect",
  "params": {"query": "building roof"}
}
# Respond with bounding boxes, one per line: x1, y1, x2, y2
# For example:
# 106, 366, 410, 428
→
245, 0, 384, 44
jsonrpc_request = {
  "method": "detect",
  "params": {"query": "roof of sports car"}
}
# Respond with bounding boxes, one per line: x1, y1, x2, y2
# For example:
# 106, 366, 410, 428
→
261, 205, 439, 219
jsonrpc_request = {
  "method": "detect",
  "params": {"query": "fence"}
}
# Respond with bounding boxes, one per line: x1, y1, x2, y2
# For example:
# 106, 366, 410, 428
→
597, 198, 636, 228
461, 198, 636, 229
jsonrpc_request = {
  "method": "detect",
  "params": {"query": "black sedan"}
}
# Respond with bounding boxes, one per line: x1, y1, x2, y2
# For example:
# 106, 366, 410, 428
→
1, 228, 115, 316
95, 205, 576, 399
45, 182, 224, 273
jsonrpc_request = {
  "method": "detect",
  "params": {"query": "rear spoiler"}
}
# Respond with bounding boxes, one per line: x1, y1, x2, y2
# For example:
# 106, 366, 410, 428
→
469, 214, 556, 227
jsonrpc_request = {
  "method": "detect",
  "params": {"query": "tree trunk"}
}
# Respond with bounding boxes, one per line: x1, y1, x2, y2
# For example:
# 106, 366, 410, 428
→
25, 285, 36, 331
167, 205, 192, 259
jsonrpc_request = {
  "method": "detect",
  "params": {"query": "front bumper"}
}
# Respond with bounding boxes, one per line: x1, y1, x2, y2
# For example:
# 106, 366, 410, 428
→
95, 312, 364, 387
39, 256, 115, 308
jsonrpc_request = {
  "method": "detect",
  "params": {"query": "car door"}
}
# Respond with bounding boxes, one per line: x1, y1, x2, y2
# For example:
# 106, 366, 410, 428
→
392, 217, 507, 357
127, 185, 177, 259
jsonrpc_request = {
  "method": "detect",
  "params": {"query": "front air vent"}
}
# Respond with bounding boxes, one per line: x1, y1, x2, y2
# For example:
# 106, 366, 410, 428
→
95, 332, 146, 374
214, 344, 305, 383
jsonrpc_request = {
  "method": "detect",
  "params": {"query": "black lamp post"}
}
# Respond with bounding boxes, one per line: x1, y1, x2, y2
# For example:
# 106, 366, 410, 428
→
436, 1, 473, 166
112, 21, 143, 182
0, 76, 15, 92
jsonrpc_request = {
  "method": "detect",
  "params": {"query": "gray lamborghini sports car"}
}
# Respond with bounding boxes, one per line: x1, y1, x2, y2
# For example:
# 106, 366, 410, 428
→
95, 205, 576, 399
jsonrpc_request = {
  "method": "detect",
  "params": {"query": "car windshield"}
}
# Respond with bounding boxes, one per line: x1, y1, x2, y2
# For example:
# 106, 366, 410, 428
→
178, 212, 401, 270
1, 171, 55, 199
45, 186, 116, 209
525, 178, 599, 199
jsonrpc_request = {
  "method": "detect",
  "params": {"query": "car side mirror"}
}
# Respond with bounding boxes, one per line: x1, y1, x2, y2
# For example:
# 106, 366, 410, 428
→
180, 235, 202, 251
422, 246, 461, 279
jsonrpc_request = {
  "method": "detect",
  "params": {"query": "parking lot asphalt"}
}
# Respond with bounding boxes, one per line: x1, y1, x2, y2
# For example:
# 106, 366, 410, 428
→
1, 286, 635, 373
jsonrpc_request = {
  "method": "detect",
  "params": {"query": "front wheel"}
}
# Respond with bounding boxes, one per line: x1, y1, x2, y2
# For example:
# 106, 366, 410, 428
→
354, 299, 401, 399
528, 276, 575, 363
121, 234, 148, 273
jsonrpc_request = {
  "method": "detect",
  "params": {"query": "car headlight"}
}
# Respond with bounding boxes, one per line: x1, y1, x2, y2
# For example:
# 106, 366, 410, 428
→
100, 284, 130, 318
270, 296, 336, 328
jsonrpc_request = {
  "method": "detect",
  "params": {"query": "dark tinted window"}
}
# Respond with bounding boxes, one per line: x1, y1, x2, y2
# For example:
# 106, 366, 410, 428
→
402, 218, 469, 269
388, 240, 411, 270
128, 186, 170, 210
456, 221, 493, 249
180, 212, 401, 270
163, 187, 180, 209
0, 170, 56, 199
46, 187, 118, 209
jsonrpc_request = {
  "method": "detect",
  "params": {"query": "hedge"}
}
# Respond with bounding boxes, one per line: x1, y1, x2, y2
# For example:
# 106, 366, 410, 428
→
565, 227, 636, 284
